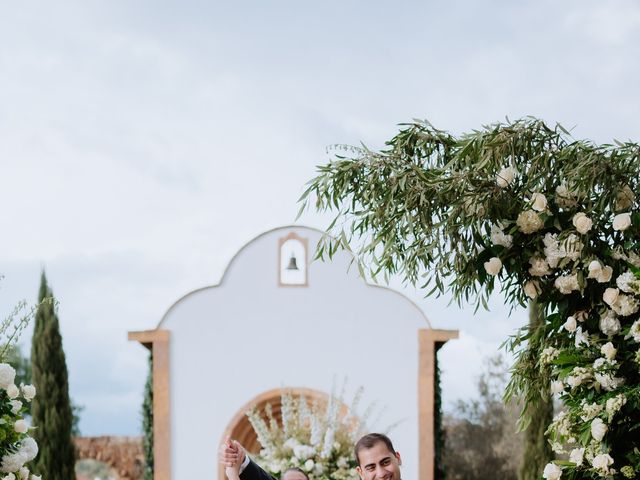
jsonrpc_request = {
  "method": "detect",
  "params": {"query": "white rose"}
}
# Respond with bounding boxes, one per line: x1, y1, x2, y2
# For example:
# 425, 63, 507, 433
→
629, 319, 640, 342
543, 233, 561, 267
587, 261, 613, 283
572, 212, 593, 234
601, 342, 617, 360
550, 380, 564, 395
531, 192, 547, 212
4, 474, 16, 480
591, 453, 614, 473
6, 384, 20, 399
0, 364, 17, 389
529, 257, 551, 276
31, 476, 42, 480
19, 438, 38, 462
555, 183, 578, 208
591, 417, 607, 441
597, 266, 613, 283
613, 212, 632, 231
19, 468, 28, 480
616, 271, 638, 293
517, 210, 544, 234
0, 451, 26, 473
574, 326, 590, 348
304, 460, 315, 472
524, 280, 539, 299
599, 311, 620, 336
10, 400, 22, 415
616, 185, 635, 211
603, 288, 619, 306
569, 447, 585, 466
21, 384, 36, 402
554, 274, 580, 295
542, 462, 562, 480
14, 419, 28, 434
588, 260, 602, 276
563, 316, 577, 333
490, 224, 513, 248
496, 166, 517, 188
611, 293, 640, 316
484, 257, 502, 276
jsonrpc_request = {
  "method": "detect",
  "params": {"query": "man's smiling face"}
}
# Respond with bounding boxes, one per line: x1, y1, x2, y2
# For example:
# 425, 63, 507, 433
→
356, 441, 402, 480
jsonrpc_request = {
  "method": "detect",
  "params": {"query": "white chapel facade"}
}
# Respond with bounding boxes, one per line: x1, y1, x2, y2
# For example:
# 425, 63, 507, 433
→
129, 226, 457, 480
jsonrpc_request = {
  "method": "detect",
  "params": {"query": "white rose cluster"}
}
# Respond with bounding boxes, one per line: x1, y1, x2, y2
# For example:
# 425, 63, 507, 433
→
467, 177, 638, 479
0, 364, 40, 479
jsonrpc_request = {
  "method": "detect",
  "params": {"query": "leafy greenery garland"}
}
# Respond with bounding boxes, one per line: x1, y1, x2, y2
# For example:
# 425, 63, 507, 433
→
300, 118, 640, 479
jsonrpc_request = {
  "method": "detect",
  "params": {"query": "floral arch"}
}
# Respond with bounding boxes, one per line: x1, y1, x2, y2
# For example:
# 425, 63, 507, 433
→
303, 118, 640, 479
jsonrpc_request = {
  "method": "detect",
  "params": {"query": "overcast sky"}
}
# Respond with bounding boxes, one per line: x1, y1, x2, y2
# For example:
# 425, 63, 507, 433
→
1, 1, 639, 436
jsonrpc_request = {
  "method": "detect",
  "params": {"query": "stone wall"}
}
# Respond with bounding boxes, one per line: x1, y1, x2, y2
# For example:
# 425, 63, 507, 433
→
75, 436, 144, 480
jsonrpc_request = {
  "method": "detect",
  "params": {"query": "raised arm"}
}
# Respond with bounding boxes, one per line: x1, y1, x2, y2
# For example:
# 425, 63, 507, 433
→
218, 437, 278, 480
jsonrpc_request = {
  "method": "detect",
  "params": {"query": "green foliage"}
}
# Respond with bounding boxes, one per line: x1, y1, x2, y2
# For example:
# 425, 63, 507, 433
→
142, 353, 154, 480
301, 117, 640, 478
31, 271, 76, 479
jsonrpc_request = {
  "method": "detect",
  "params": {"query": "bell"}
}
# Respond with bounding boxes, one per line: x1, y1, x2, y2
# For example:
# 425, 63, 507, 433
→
286, 254, 299, 270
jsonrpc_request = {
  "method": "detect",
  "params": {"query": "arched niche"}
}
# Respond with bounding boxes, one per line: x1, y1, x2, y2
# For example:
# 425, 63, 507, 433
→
217, 387, 330, 480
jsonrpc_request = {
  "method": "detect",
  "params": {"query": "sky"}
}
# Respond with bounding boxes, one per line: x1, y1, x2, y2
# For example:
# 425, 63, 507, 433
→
1, 0, 639, 436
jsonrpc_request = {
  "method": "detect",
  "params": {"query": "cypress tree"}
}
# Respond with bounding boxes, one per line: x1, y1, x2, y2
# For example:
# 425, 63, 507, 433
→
518, 300, 553, 480
30, 271, 76, 479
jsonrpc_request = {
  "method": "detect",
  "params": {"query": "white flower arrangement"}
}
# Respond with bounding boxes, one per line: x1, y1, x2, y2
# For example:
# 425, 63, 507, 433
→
0, 290, 43, 480
0, 364, 40, 479
247, 387, 382, 480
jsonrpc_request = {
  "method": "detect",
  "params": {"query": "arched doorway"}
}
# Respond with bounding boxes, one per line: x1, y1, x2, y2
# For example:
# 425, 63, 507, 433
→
217, 387, 329, 480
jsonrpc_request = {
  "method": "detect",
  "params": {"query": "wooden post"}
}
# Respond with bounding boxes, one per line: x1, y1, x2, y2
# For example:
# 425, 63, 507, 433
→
418, 329, 458, 480
129, 329, 171, 480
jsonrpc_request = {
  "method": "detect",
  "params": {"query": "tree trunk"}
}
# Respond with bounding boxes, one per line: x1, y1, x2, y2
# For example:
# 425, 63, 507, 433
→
517, 300, 554, 480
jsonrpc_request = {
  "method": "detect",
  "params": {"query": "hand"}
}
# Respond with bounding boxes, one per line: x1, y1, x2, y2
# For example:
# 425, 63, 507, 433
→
219, 436, 246, 468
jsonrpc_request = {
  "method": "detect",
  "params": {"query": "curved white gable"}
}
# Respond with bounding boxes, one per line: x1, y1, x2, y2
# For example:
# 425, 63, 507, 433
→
160, 226, 431, 479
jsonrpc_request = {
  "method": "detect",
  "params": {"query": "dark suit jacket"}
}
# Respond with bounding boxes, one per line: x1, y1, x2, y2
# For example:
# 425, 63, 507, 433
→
240, 459, 278, 480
